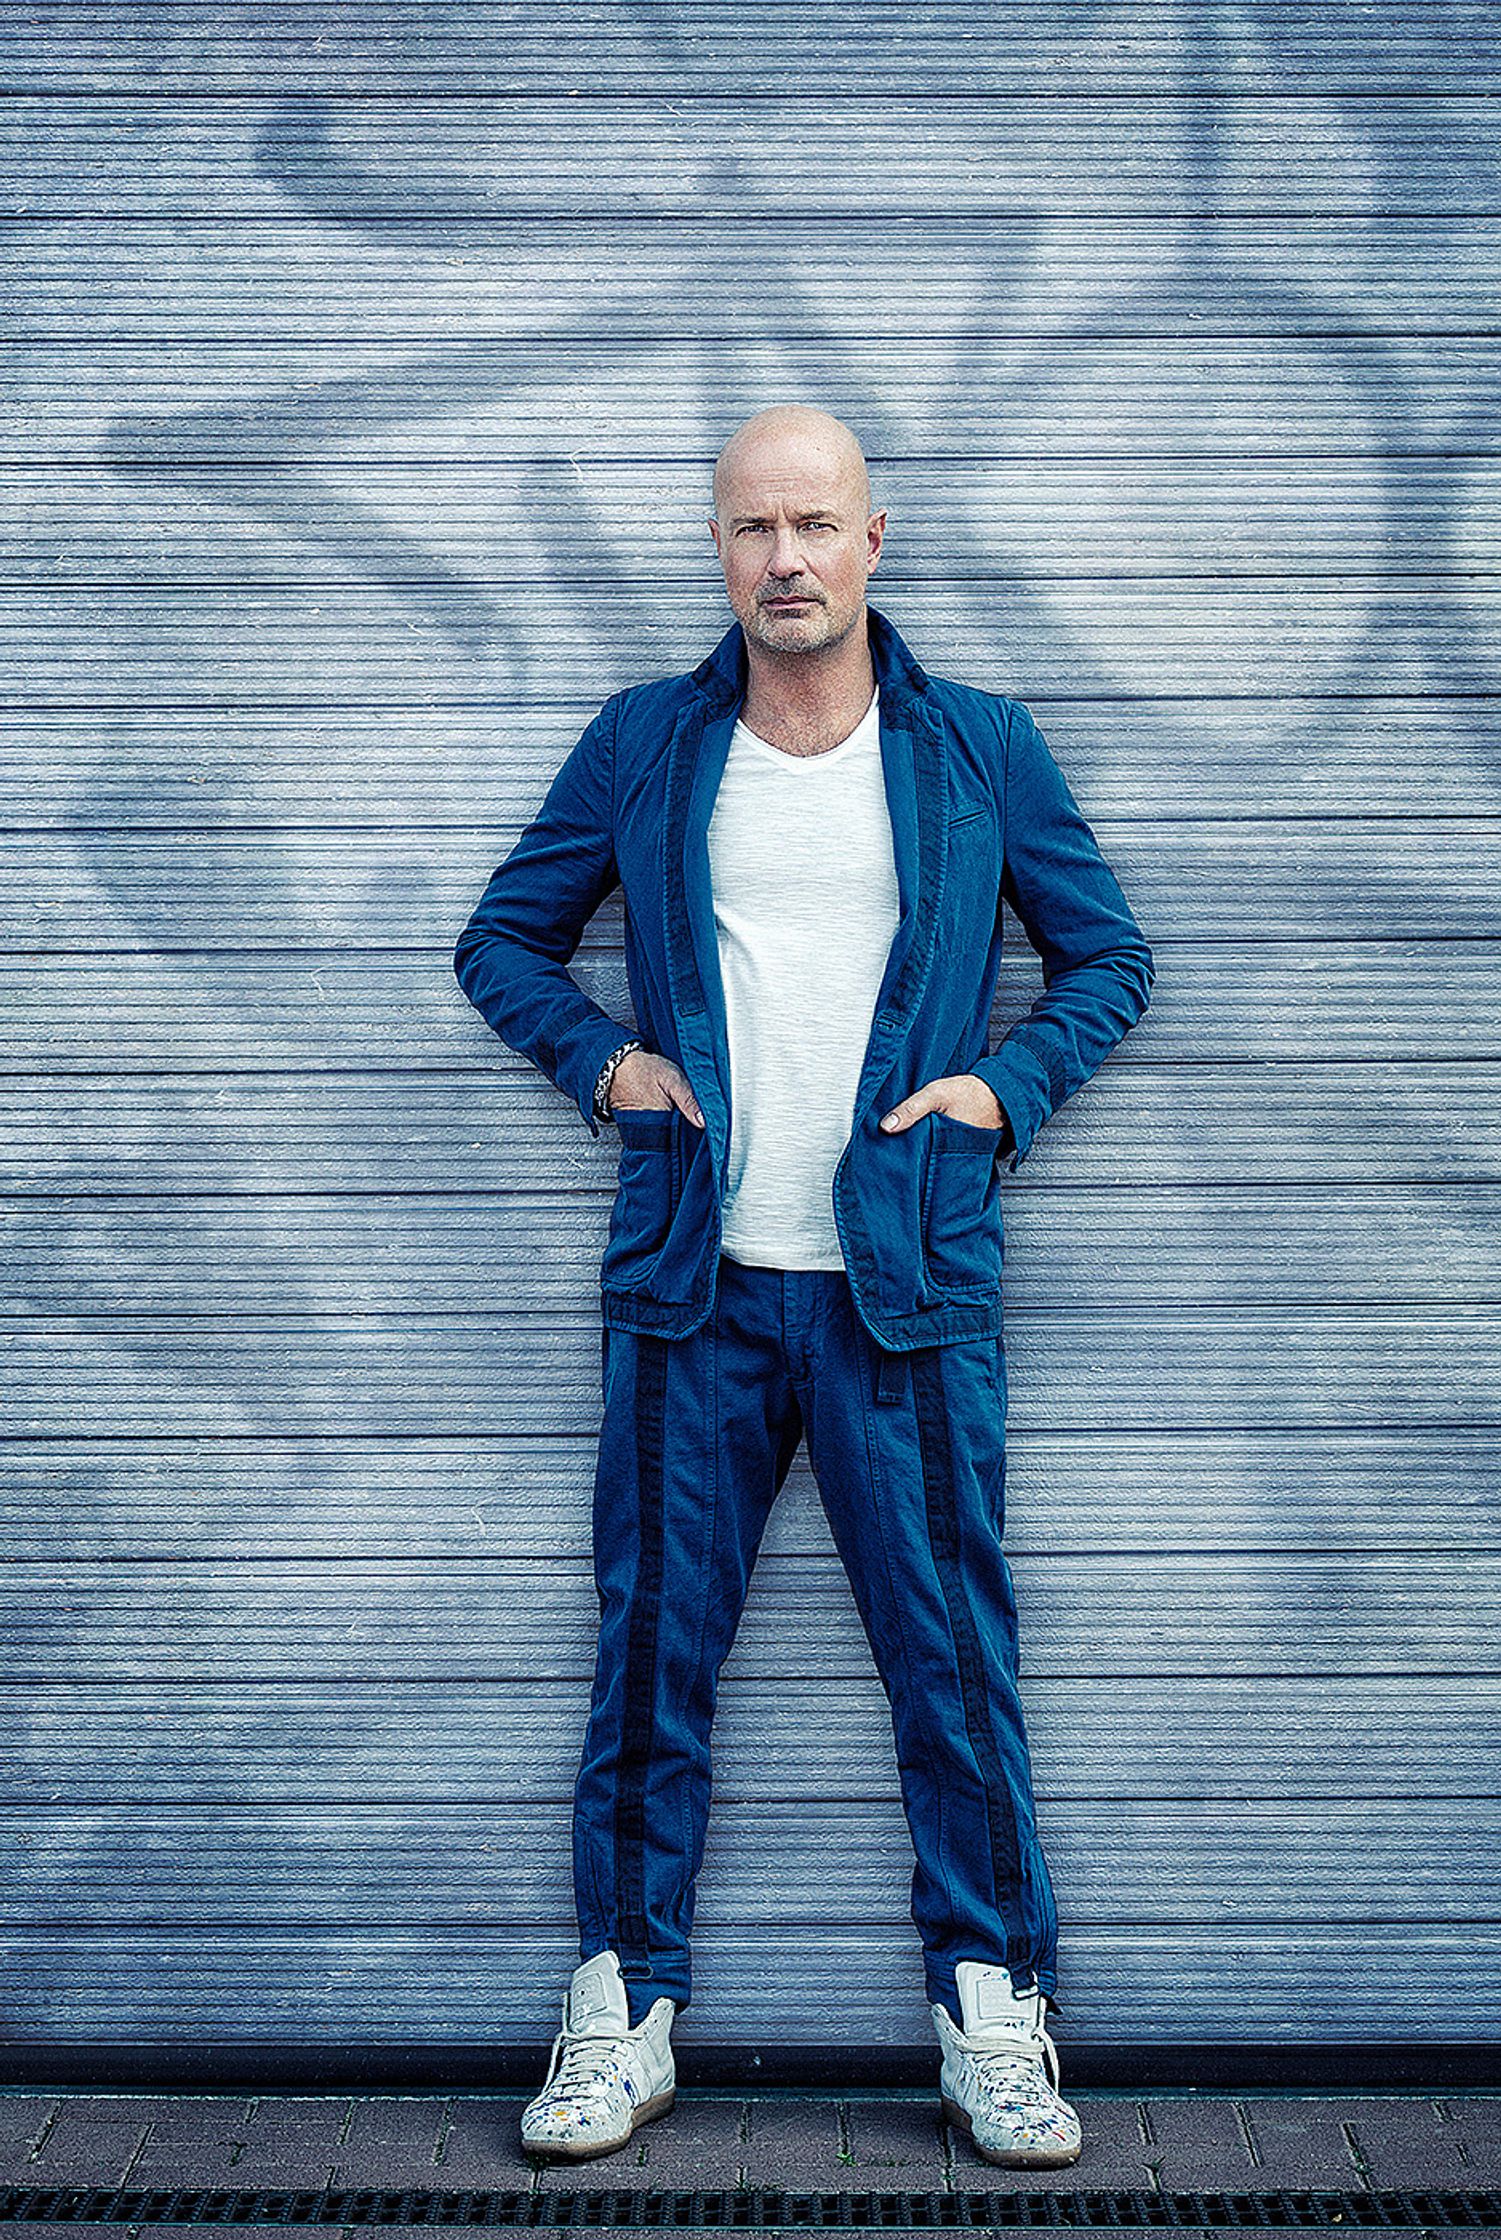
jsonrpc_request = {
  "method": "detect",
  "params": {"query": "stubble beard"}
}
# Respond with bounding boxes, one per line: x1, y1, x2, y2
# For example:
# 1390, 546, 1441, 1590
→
744, 593, 861, 659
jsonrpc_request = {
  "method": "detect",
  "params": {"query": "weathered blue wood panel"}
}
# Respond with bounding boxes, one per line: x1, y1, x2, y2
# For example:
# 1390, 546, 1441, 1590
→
4, 8, 1499, 95
1, 0, 1497, 2058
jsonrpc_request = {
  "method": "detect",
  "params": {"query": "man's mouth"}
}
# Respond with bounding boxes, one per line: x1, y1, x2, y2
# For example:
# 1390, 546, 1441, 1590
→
764, 595, 817, 609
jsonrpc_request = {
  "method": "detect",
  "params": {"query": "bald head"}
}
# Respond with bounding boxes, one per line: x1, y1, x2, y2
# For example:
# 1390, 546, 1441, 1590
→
711, 405, 872, 523
706, 404, 886, 663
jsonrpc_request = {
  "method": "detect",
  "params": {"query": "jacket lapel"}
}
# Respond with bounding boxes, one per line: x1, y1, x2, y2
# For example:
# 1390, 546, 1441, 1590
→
664, 605, 951, 1145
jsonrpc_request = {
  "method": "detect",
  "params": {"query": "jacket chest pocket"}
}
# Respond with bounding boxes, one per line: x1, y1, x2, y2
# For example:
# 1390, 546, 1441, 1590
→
602, 1106, 684, 1286
919, 1109, 1006, 1299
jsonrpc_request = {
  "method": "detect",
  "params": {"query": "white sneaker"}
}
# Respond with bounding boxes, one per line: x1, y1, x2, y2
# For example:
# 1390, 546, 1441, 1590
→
520, 1948, 677, 2161
931, 1959, 1083, 2169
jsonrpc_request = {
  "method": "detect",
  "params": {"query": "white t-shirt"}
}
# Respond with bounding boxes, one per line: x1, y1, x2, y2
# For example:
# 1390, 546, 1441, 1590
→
707, 684, 900, 1270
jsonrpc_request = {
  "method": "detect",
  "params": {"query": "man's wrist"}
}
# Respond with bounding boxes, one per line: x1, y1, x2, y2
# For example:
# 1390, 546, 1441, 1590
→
963, 1073, 1016, 1151
957, 1072, 1010, 1134
593, 1039, 645, 1123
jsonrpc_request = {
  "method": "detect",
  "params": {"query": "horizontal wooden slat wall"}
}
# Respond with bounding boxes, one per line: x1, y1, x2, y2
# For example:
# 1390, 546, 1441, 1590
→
2, 1, 1498, 2064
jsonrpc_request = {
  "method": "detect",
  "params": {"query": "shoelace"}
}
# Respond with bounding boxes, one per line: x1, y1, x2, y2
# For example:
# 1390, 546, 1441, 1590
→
542, 2030, 633, 2103
967, 2020, 1063, 2100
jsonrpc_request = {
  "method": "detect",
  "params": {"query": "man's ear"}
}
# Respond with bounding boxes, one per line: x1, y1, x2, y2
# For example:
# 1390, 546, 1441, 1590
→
866, 508, 888, 569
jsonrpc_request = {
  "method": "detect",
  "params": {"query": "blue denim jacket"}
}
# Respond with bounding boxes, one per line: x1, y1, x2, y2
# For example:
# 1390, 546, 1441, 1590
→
453, 604, 1154, 1351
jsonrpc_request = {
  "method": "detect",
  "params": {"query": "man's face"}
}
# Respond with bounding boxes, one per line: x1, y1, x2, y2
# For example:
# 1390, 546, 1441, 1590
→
709, 443, 884, 658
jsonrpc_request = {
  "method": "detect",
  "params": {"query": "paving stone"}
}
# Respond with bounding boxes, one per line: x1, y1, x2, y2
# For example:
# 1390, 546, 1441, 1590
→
17, 2098, 157, 2185
206, 2096, 354, 2189
431, 2095, 548, 2188
621, 2092, 747, 2188
124, 2091, 392, 2191
126, 2096, 256, 2142
1053, 2092, 1161, 2188
8, 2088, 1501, 2201
1434, 2096, 1501, 2177
1137, 2091, 1258, 2186
941, 2144, 1103, 2193
844, 2095, 948, 2187
0, 2097, 63, 2178
740, 2093, 847, 2189
1141, 2095, 1254, 2155
120, 2097, 258, 2186
1330, 2096, 1493, 2189
328, 2097, 448, 2186
1224, 2097, 1367, 2188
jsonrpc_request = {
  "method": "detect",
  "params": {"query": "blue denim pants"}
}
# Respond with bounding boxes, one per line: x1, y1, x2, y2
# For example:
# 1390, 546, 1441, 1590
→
571, 1251, 1060, 2029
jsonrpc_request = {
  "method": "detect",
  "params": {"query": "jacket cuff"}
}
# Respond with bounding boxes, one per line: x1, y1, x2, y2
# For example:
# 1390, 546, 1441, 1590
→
572, 1017, 644, 1139
967, 1042, 1053, 1170
592, 1038, 645, 1127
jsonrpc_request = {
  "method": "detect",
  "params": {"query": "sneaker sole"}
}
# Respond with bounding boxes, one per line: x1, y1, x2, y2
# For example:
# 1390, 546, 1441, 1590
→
941, 2089, 1082, 2170
521, 2084, 676, 2162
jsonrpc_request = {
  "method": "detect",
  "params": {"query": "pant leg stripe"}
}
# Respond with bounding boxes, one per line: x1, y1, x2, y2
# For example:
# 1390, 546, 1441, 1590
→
909, 1344, 1029, 1973
613, 1330, 669, 1959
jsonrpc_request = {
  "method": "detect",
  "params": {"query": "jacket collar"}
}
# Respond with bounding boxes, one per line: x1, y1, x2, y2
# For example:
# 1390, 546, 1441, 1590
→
667, 602, 949, 1150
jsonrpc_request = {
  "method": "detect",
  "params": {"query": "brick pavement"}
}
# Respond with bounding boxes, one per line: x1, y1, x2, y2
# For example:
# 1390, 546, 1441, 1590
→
0, 2088, 1497, 2196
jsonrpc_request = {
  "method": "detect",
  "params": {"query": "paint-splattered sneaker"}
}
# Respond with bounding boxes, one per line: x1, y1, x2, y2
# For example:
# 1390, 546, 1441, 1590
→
932, 1959, 1083, 2169
520, 1948, 677, 2161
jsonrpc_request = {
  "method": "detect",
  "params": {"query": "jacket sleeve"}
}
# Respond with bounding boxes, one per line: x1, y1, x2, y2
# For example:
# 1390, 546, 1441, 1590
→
969, 701, 1155, 1169
452, 694, 635, 1139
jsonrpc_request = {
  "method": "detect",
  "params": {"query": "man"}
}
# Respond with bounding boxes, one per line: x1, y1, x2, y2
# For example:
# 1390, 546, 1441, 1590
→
453, 405, 1154, 2170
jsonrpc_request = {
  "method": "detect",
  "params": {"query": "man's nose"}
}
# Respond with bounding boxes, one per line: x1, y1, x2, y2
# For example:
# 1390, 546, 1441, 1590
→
767, 526, 806, 577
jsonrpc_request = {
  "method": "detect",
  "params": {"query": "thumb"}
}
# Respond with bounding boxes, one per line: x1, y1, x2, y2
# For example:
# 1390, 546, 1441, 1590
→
879, 1092, 931, 1132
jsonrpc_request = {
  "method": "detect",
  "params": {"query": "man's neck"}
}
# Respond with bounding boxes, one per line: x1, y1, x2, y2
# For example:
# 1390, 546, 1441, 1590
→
737, 611, 877, 758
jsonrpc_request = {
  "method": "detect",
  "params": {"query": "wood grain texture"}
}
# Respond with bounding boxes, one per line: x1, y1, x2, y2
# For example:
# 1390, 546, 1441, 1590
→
1, 1068, 1498, 1186
4, 1678, 1491, 1799
6, 1185, 1501, 1308
5, 585, 1496, 700
1, 1800, 1494, 1921
0, 1428, 1494, 1554
0, 1554, 1495, 1679
5, 703, 1497, 821
0, 1928, 1494, 2043
3, 99, 1498, 217
4, 5, 1499, 95
3, 947, 1497, 1065
1, 1310, 1497, 1432
11, 825, 1501, 941
4, 342, 1495, 459
12, 463, 1500, 577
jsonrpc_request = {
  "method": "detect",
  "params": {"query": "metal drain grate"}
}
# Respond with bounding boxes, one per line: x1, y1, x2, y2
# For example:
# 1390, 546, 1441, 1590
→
0, 2191, 1496, 2229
